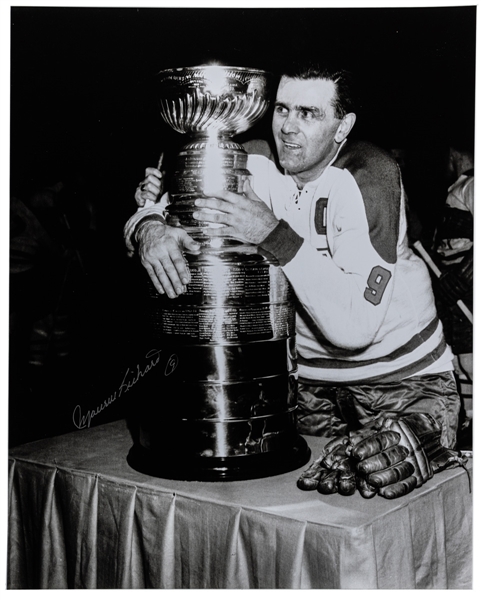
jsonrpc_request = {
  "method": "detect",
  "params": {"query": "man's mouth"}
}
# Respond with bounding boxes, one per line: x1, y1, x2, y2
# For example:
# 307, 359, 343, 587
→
282, 141, 301, 150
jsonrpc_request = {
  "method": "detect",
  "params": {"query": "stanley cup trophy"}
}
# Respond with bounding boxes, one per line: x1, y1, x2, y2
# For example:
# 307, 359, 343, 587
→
127, 65, 311, 481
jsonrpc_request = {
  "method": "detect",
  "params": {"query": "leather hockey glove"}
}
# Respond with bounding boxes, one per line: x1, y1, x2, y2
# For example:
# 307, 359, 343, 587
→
350, 421, 429, 499
296, 435, 356, 495
297, 416, 386, 496
351, 412, 468, 499
297, 413, 467, 500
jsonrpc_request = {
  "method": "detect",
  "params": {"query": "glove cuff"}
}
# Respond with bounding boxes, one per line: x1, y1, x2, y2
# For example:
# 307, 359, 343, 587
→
380, 415, 434, 483
395, 413, 466, 474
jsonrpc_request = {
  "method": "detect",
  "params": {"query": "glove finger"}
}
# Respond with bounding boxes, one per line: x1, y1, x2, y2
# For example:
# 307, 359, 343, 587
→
297, 436, 349, 490
298, 457, 324, 478
351, 431, 401, 461
334, 457, 353, 472
338, 471, 357, 496
357, 444, 409, 475
356, 475, 378, 499
297, 474, 324, 491
377, 475, 418, 499
366, 460, 415, 488
317, 470, 340, 495
322, 443, 349, 469
297, 461, 326, 490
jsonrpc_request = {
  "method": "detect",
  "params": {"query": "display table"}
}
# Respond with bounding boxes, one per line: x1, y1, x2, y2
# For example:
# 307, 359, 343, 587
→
8, 419, 472, 589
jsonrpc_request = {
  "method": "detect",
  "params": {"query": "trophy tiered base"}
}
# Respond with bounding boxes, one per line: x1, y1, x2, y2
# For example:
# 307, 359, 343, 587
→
127, 437, 311, 482
127, 251, 311, 481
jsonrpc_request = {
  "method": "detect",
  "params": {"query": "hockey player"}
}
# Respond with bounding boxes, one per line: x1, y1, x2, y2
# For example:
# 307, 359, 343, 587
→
125, 61, 461, 449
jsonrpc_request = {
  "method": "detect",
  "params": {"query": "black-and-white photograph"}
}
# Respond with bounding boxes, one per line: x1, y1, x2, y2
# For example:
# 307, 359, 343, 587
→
6, 1, 476, 591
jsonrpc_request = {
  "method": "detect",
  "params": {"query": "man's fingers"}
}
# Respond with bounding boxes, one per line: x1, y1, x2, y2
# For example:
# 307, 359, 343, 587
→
136, 168, 164, 207
142, 255, 184, 299
135, 193, 146, 207
145, 167, 163, 179
141, 250, 187, 298
201, 188, 242, 204
194, 197, 235, 212
142, 180, 161, 194
143, 262, 165, 295
192, 209, 232, 225
175, 229, 202, 260
151, 243, 190, 295
136, 191, 159, 207
153, 260, 185, 298
169, 252, 191, 286
182, 235, 202, 254
136, 183, 161, 207
136, 221, 198, 298
204, 180, 261, 204
185, 223, 237, 239
198, 226, 234, 238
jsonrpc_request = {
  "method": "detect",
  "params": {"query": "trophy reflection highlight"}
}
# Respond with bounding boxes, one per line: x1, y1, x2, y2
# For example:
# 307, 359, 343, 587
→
127, 65, 311, 481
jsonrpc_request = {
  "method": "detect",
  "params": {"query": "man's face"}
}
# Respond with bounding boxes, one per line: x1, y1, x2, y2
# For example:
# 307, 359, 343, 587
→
272, 76, 344, 185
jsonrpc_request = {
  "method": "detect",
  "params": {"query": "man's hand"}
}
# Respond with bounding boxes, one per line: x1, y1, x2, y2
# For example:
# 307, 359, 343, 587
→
137, 220, 201, 298
192, 179, 279, 244
135, 167, 165, 207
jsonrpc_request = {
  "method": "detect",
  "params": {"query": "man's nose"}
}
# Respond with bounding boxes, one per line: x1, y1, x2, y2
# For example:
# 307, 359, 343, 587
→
281, 112, 299, 134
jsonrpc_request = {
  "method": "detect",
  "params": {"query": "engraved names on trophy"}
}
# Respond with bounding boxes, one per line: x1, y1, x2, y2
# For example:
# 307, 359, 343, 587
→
147, 260, 295, 343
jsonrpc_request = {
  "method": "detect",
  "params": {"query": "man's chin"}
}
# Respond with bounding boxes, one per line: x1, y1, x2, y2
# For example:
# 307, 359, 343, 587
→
278, 157, 301, 174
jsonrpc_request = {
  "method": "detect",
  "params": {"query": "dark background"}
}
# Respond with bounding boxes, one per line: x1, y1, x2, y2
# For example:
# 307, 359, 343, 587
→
9, 6, 477, 445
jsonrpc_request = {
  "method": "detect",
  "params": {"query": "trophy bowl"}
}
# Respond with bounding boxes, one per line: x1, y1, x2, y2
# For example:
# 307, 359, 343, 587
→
156, 65, 272, 246
157, 65, 271, 136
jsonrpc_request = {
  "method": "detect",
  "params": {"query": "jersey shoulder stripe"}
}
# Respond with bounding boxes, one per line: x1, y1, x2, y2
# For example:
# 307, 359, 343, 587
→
332, 140, 401, 264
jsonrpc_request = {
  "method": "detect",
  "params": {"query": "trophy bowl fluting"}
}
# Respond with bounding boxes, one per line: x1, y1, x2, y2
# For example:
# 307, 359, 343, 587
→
157, 65, 272, 136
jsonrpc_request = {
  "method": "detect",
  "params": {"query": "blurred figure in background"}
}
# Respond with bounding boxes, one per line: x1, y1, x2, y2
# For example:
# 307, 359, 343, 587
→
433, 141, 474, 449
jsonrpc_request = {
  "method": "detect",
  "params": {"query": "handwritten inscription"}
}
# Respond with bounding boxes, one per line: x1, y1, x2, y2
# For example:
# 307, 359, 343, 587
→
72, 349, 178, 430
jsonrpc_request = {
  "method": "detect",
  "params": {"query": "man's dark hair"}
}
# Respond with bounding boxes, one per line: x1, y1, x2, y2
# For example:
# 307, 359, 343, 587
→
281, 61, 357, 119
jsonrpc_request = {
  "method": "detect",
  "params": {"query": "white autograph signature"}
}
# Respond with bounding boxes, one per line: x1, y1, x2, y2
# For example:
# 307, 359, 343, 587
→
72, 349, 178, 429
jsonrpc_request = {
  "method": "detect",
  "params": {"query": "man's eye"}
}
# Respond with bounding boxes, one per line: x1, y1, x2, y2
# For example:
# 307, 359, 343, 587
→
275, 105, 288, 115
299, 109, 313, 120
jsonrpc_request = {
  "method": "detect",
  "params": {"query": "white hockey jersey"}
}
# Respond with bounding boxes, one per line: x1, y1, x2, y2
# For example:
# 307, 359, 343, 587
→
124, 139, 453, 385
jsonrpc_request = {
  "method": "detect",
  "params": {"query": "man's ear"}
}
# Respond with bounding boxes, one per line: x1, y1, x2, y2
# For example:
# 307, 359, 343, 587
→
335, 113, 356, 143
